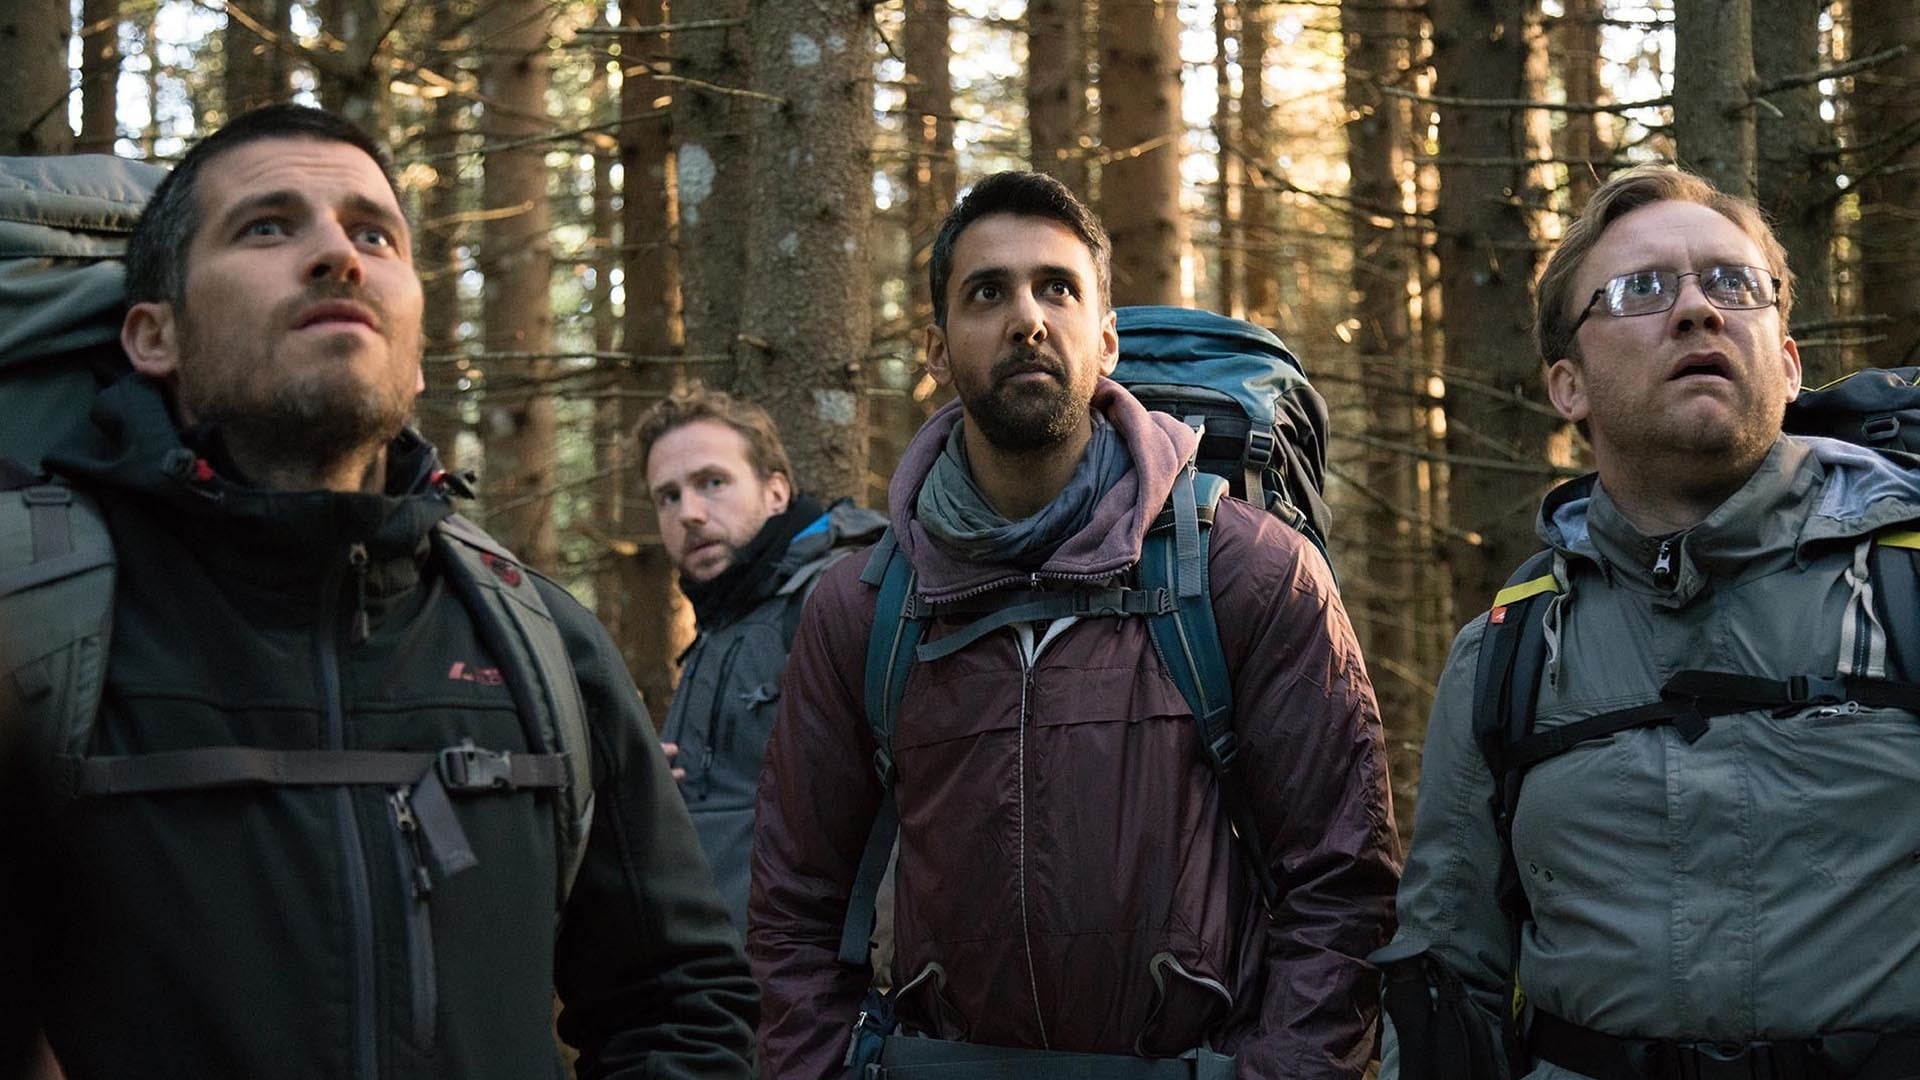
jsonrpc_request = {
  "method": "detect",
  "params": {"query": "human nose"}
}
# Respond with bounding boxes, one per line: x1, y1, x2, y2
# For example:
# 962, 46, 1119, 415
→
1668, 273, 1724, 335
1007, 289, 1048, 347
306, 219, 365, 286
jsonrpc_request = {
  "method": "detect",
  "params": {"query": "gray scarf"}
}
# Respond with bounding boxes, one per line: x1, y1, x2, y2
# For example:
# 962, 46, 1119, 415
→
914, 414, 1132, 569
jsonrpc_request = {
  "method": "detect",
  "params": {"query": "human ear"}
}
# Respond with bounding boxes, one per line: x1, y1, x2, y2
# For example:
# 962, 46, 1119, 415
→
122, 302, 181, 379
1545, 357, 1589, 424
925, 324, 952, 387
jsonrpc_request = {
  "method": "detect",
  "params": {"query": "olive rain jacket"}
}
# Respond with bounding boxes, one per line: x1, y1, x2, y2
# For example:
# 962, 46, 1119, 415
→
1383, 436, 1920, 1080
12, 375, 758, 1080
749, 379, 1401, 1080
663, 500, 886, 933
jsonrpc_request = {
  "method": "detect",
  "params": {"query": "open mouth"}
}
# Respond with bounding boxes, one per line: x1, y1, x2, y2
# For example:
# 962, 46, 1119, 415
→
294, 301, 378, 332
1669, 352, 1731, 382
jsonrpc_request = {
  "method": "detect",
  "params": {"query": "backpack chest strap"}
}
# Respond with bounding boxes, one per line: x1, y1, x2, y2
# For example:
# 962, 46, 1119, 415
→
62, 742, 568, 798
909, 585, 1172, 663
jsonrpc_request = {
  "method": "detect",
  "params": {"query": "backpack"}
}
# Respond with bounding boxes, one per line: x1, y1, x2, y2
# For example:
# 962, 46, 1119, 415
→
836, 307, 1329, 967
0, 154, 161, 472
1783, 366, 1920, 453
0, 154, 595, 909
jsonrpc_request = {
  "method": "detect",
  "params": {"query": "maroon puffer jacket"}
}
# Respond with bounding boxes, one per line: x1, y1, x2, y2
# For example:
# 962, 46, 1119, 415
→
749, 382, 1399, 1080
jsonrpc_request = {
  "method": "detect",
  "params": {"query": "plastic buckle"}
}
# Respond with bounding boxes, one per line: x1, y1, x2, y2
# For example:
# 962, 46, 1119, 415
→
1862, 414, 1901, 445
1654, 1039, 1783, 1080
1205, 732, 1239, 773
438, 741, 514, 792
1244, 429, 1276, 468
1787, 674, 1846, 706
872, 747, 896, 788
21, 486, 72, 506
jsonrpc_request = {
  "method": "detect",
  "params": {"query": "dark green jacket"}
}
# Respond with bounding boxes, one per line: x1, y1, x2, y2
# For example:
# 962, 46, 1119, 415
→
12, 376, 757, 1080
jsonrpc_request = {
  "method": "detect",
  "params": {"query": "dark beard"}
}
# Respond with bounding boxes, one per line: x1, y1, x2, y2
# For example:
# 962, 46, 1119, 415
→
204, 374, 408, 472
960, 345, 1089, 453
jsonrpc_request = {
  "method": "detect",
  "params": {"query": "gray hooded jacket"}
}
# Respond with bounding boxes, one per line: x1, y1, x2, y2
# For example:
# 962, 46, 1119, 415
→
1384, 436, 1920, 1079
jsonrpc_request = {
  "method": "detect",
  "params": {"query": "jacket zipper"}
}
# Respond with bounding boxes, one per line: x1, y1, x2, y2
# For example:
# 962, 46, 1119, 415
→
388, 787, 438, 1047
706, 636, 749, 758
320, 546, 379, 1080
1015, 648, 1050, 1047
1651, 537, 1677, 591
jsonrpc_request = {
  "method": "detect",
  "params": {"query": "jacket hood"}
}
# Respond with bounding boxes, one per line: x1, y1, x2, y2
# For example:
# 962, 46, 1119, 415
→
43, 374, 459, 568
782, 498, 887, 576
1537, 434, 1920, 604
886, 377, 1200, 598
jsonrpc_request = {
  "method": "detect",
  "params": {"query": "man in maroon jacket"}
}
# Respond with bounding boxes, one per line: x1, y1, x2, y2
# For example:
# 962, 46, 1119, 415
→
749, 172, 1400, 1079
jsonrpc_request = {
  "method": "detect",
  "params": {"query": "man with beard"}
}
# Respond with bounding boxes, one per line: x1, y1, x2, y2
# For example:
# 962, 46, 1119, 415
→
4, 104, 757, 1078
1381, 166, 1920, 1078
749, 171, 1400, 1078
634, 386, 884, 934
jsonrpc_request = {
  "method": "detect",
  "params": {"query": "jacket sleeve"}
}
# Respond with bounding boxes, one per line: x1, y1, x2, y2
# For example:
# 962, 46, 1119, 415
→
542, 581, 760, 1080
748, 556, 884, 1080
1210, 505, 1403, 1080
1376, 616, 1513, 1080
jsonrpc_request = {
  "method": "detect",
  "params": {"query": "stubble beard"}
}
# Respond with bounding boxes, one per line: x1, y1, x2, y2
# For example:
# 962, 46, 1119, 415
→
960, 344, 1094, 454
177, 304, 417, 478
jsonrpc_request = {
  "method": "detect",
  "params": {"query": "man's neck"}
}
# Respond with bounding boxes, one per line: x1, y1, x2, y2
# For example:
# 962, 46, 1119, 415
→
224, 437, 391, 494
960, 414, 1093, 521
1595, 454, 1764, 536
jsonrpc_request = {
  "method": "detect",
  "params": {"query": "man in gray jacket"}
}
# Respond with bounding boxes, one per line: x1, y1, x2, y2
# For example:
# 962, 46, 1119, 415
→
1382, 165, 1920, 1079
636, 385, 884, 933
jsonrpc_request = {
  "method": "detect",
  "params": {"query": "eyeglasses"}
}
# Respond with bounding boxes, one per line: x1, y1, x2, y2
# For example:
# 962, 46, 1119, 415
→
1572, 264, 1781, 331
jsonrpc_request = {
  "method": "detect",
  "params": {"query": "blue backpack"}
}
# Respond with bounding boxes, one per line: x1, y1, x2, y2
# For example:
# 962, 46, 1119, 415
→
835, 307, 1331, 967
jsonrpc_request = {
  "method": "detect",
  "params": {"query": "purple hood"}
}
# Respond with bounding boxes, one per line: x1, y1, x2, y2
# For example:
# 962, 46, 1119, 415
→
886, 377, 1201, 600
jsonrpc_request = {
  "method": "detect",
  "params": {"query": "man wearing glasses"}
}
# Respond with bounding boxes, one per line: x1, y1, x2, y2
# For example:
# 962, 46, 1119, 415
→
1379, 165, 1920, 1079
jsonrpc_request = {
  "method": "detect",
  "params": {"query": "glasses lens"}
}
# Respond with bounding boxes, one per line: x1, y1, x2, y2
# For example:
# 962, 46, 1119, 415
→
1701, 265, 1772, 309
1607, 270, 1673, 317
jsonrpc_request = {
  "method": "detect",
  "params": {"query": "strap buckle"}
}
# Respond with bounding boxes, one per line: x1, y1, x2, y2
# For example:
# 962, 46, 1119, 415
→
1648, 1037, 1811, 1080
21, 486, 73, 507
438, 740, 514, 792
1243, 429, 1276, 468
1203, 731, 1238, 773
873, 747, 896, 788
1862, 414, 1901, 445
1786, 674, 1846, 706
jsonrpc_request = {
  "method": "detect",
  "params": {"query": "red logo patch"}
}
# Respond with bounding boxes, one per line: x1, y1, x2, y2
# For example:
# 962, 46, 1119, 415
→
479, 552, 523, 587
1489, 605, 1509, 625
447, 661, 505, 686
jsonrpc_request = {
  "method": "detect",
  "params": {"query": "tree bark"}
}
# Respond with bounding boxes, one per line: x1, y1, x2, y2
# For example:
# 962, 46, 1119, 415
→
316, 0, 392, 137
1673, 0, 1756, 199
78, 0, 120, 154
476, 0, 559, 571
905, 0, 956, 327
224, 0, 291, 117
1431, 0, 1553, 624
1852, 0, 1920, 367
1098, 0, 1186, 307
1753, 0, 1839, 382
1, 0, 73, 155
417, 1, 468, 471
1343, 0, 1421, 832
739, 0, 873, 502
1215, 0, 1241, 318
1550, 0, 1606, 207
616, 0, 688, 727
1028, 0, 1088, 196
672, 0, 752, 365
1241, 2, 1280, 328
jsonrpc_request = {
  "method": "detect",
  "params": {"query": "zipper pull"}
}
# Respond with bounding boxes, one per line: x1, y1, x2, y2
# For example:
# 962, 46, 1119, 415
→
389, 788, 434, 900
348, 543, 371, 645
1651, 537, 1677, 591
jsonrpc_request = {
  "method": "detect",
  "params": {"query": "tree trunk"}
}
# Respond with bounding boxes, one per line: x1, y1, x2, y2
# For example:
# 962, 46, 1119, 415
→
476, 0, 559, 571
905, 0, 956, 327
1215, 0, 1241, 318
671, 0, 751, 368
1028, 0, 1088, 195
1241, 2, 1279, 328
1551, 0, 1606, 207
1097, 0, 1186, 307
224, 0, 291, 117
739, 0, 873, 502
617, 0, 688, 727
317, 0, 392, 137
1431, 0, 1552, 624
417, 0, 468, 471
1343, 0, 1422, 833
1852, 0, 1920, 367
1, 0, 73, 155
1673, 0, 1756, 199
1753, 0, 1839, 382
78, 0, 120, 154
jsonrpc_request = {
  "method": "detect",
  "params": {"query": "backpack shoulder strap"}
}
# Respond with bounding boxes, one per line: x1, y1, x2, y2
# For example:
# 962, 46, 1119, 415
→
839, 528, 918, 967
432, 514, 594, 910
1141, 469, 1279, 906
1873, 529, 1920, 684
0, 481, 116, 807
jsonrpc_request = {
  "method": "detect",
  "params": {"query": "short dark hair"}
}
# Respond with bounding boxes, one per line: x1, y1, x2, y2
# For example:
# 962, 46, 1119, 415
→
632, 383, 797, 494
124, 103, 403, 307
928, 171, 1112, 327
1537, 164, 1793, 366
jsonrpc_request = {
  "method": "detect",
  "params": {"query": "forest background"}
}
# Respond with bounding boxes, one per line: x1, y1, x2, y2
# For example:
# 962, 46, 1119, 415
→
5, 0, 1916, 837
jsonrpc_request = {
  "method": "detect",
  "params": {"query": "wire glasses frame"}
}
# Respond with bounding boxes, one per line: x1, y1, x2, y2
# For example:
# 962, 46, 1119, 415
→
1572, 265, 1782, 333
